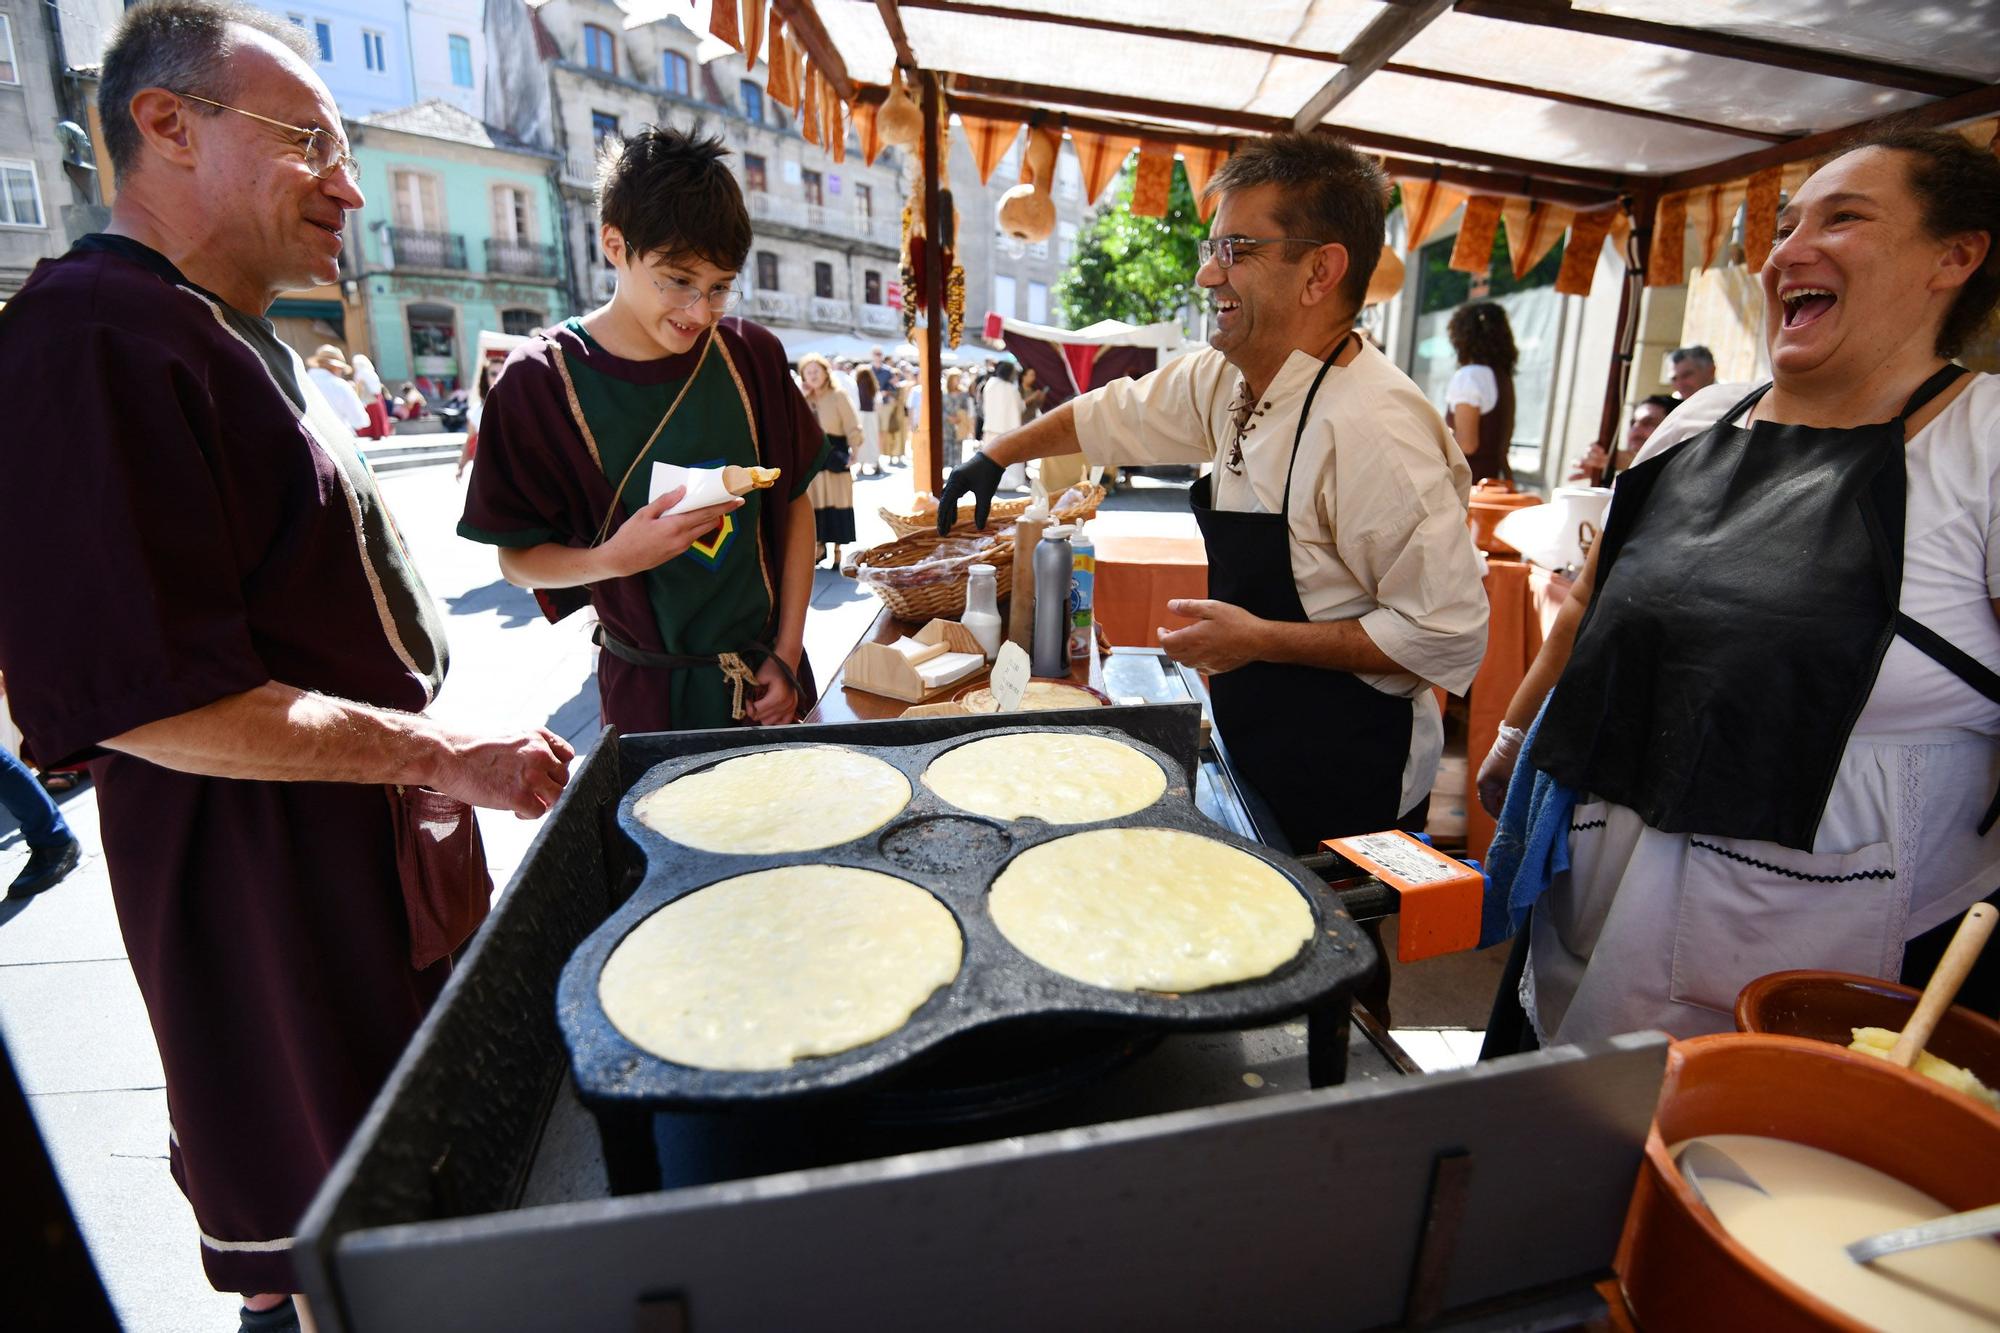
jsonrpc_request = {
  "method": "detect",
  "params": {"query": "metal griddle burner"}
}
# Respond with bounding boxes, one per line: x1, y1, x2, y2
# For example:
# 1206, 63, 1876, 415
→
561, 720, 1379, 1193
878, 814, 1014, 876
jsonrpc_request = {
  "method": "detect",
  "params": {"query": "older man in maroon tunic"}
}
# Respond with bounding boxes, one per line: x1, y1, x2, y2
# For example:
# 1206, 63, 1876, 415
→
0, 2, 572, 1323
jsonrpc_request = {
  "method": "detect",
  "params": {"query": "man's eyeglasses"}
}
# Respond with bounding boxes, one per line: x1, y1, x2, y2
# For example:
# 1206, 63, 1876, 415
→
174, 91, 356, 180
1197, 235, 1329, 269
646, 268, 744, 314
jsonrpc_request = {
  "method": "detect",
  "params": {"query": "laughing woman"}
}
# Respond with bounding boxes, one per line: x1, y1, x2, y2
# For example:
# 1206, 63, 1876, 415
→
1477, 125, 2000, 1046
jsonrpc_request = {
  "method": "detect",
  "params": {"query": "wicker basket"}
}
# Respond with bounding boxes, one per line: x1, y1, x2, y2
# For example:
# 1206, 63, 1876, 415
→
841, 529, 1016, 621
879, 483, 1106, 540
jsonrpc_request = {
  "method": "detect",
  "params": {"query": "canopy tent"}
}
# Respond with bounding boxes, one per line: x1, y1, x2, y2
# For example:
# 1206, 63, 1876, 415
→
984, 313, 1189, 410
698, 0, 2000, 492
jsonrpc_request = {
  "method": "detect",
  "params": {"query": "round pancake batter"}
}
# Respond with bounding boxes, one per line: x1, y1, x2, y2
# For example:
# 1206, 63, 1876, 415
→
922, 731, 1166, 823
599, 866, 963, 1071
990, 827, 1314, 991
634, 745, 910, 852
959, 681, 1102, 712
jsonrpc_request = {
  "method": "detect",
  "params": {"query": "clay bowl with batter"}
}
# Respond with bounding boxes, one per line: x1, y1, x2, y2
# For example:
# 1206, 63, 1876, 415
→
1735, 969, 2000, 1101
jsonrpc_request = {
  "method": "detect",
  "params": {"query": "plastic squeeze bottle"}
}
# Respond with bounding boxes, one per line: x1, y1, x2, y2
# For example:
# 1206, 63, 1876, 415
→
1032, 525, 1074, 677
962, 563, 1003, 661
1067, 521, 1095, 658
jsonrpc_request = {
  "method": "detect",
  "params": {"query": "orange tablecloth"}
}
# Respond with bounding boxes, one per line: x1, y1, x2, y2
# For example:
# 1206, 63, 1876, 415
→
1465, 560, 1572, 858
1091, 533, 1208, 648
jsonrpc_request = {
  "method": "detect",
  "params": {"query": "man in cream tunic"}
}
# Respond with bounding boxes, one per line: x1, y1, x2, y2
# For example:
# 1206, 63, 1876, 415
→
942, 134, 1487, 852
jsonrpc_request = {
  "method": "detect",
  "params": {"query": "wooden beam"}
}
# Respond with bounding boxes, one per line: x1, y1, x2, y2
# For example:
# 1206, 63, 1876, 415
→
873, 0, 917, 71
1657, 81, 2000, 193
771, 0, 857, 102
918, 68, 946, 498
948, 74, 1637, 191
1294, 0, 1452, 131
1379, 62, 1795, 146
944, 91, 1623, 208
1453, 0, 1983, 100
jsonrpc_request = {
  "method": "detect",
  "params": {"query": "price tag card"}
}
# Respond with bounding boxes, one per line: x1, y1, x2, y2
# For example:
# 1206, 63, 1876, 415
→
990, 641, 1031, 712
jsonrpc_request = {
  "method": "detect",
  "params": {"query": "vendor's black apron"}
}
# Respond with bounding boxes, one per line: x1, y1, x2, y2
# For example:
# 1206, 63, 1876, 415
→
1534, 365, 2000, 850
1191, 343, 1415, 854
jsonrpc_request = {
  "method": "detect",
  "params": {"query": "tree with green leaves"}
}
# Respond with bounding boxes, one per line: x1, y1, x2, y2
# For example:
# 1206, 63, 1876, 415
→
1053, 158, 1208, 331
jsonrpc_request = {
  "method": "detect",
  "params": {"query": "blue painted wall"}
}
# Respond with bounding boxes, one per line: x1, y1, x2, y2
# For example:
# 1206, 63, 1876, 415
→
248, 0, 417, 117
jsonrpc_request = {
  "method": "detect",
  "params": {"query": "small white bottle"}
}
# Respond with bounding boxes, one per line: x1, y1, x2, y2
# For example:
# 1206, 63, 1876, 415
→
962, 563, 1003, 661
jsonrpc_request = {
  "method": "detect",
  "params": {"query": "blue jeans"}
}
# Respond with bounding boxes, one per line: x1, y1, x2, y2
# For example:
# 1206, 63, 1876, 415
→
0, 747, 71, 849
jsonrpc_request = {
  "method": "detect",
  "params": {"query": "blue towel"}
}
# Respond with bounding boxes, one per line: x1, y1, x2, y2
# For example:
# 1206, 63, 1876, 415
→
1479, 696, 1580, 948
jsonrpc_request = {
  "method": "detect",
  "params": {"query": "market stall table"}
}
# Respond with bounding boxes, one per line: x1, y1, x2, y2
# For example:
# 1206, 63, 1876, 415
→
809, 601, 1107, 722
293, 718, 1670, 1333
1465, 559, 1573, 858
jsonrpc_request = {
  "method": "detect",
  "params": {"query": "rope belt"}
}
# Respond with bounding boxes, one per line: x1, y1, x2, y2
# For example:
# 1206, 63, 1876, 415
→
591, 624, 802, 722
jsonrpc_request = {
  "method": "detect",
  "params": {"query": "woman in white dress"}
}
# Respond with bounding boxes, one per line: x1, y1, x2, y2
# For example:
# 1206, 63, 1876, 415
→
1477, 125, 2000, 1047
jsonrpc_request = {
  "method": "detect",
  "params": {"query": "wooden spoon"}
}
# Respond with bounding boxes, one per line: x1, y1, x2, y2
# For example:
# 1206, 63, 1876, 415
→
1887, 903, 1997, 1068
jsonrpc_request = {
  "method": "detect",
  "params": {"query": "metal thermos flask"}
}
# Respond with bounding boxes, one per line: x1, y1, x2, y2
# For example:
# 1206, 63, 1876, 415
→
1031, 525, 1074, 677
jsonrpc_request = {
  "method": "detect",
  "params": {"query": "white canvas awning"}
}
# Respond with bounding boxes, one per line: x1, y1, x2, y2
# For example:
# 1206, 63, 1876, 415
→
774, 0, 2000, 205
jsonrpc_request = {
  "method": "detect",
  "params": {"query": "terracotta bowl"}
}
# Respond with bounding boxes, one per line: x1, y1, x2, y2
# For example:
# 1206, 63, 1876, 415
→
1616, 1033, 2000, 1332
1735, 968, 2000, 1097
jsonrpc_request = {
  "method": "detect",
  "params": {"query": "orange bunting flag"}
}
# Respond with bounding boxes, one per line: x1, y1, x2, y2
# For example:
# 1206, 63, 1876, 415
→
1130, 141, 1176, 218
709, 0, 741, 54
1554, 205, 1619, 297
1070, 131, 1138, 206
1179, 144, 1227, 220
852, 101, 882, 166
766, 17, 794, 109
800, 63, 821, 145
1448, 196, 1503, 276
825, 82, 846, 164
1687, 182, 1743, 273
959, 116, 1023, 186
1398, 177, 1469, 254
1502, 199, 1573, 279
1741, 166, 1782, 271
741, 0, 764, 71
1647, 191, 1687, 287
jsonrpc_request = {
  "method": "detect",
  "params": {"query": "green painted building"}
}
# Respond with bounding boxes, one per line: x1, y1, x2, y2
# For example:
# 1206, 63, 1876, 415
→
347, 100, 571, 393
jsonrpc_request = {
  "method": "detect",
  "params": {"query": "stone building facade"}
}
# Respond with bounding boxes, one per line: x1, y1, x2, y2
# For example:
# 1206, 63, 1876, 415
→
518, 0, 905, 358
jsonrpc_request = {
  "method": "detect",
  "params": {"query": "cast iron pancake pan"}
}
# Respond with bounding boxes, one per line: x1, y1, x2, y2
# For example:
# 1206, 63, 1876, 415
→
558, 724, 1376, 1110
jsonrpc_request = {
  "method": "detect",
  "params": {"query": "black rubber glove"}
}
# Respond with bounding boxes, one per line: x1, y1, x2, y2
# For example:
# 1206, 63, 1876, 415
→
937, 451, 1006, 534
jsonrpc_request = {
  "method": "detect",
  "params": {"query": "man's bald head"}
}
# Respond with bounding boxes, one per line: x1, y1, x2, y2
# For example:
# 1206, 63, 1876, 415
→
99, 0, 315, 179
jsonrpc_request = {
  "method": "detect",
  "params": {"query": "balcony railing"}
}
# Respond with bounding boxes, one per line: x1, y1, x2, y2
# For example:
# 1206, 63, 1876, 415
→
386, 226, 467, 271
809, 297, 853, 328
858, 303, 900, 334
748, 291, 801, 323
747, 192, 900, 247
485, 238, 562, 280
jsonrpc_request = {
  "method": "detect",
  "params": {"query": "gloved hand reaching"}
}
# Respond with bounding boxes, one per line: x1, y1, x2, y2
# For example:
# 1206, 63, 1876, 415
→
1476, 722, 1527, 818
936, 451, 1006, 534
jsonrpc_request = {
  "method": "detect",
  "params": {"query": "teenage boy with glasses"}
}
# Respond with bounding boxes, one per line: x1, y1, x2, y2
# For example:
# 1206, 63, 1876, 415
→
460, 126, 828, 732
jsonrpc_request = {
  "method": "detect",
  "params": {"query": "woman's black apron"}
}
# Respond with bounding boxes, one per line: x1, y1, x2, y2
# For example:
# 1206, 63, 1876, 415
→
1191, 344, 1416, 855
1533, 365, 2000, 850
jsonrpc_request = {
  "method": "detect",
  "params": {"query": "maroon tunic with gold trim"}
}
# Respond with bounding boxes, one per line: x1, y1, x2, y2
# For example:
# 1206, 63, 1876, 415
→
0, 237, 451, 1293
459, 318, 825, 732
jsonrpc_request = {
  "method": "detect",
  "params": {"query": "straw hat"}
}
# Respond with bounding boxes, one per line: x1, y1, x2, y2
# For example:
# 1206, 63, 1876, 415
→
308, 343, 352, 375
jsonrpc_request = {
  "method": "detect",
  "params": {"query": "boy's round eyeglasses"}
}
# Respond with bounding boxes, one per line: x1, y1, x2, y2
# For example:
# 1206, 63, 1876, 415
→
1197, 235, 1328, 269
647, 270, 744, 313
172, 91, 357, 179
